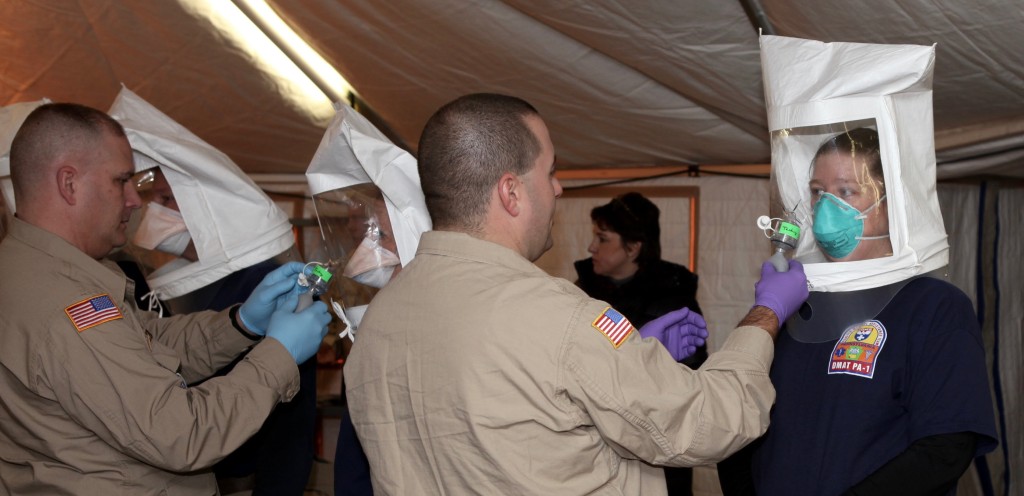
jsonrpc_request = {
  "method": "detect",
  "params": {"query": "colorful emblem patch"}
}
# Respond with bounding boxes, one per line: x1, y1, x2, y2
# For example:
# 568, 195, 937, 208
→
828, 320, 886, 379
592, 307, 634, 348
65, 294, 123, 332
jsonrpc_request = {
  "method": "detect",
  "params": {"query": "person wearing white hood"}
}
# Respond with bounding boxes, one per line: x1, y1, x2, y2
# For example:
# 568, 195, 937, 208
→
127, 166, 321, 495
717, 36, 997, 495
107, 87, 323, 495
311, 183, 403, 496
0, 102, 331, 495
130, 167, 198, 261
304, 102, 432, 496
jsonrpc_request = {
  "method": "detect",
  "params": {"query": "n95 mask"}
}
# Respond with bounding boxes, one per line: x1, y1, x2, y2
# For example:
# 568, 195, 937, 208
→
133, 202, 192, 256
811, 193, 888, 259
343, 236, 401, 288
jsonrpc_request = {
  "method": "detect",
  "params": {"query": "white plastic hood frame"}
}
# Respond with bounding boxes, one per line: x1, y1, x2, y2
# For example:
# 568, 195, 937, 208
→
108, 87, 294, 299
306, 103, 431, 267
761, 35, 948, 292
0, 99, 50, 215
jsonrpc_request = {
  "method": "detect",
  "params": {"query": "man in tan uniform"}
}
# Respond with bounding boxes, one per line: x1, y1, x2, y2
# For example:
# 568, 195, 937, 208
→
0, 103, 332, 495
345, 93, 809, 495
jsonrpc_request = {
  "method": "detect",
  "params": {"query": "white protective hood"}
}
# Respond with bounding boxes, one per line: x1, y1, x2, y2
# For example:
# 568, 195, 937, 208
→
0, 99, 50, 216
761, 35, 948, 292
306, 103, 431, 267
108, 86, 294, 299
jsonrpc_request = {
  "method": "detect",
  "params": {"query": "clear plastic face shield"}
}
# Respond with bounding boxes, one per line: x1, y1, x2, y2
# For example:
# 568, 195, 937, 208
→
131, 167, 193, 257
126, 165, 193, 264
121, 164, 196, 315
311, 182, 401, 342
769, 121, 892, 264
767, 121, 908, 343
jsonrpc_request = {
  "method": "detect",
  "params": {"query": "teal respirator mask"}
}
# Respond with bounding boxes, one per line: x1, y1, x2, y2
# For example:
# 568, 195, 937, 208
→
811, 192, 889, 260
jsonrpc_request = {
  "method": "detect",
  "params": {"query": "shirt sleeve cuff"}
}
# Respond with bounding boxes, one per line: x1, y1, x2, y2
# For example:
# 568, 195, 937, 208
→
230, 305, 263, 341
717, 325, 776, 371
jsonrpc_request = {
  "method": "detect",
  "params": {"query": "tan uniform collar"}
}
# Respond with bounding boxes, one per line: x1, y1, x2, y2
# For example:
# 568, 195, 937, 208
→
8, 217, 128, 299
416, 231, 548, 276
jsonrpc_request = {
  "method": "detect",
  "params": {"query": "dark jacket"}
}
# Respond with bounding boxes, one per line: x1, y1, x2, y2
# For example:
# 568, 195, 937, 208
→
574, 258, 707, 369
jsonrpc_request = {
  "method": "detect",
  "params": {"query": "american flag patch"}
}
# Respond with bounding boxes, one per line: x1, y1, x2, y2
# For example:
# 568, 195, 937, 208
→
591, 307, 634, 348
65, 294, 123, 332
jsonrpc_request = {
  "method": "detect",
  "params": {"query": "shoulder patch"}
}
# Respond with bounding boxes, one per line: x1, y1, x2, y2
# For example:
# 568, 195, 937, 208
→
828, 320, 886, 379
591, 307, 634, 348
65, 294, 123, 332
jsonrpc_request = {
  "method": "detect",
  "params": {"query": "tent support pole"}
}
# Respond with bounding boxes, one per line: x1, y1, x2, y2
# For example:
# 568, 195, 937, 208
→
737, 0, 776, 35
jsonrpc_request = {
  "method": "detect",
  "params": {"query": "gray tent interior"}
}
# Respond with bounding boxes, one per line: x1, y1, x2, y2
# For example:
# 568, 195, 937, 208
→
1, 1, 1021, 495
2, 0, 1022, 177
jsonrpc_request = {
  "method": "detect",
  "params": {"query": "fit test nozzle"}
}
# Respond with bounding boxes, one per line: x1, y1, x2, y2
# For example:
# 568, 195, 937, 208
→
296, 261, 336, 311
757, 214, 801, 272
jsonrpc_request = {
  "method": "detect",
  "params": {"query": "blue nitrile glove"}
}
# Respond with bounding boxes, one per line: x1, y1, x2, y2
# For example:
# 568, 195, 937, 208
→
638, 307, 709, 362
265, 293, 333, 363
239, 261, 305, 335
753, 259, 809, 323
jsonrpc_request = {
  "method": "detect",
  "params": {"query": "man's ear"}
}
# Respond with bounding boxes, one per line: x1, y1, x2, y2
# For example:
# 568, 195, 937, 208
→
56, 165, 77, 205
496, 172, 521, 216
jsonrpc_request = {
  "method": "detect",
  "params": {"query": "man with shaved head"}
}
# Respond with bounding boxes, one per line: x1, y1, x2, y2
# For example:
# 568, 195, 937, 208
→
344, 93, 810, 495
9, 103, 140, 257
0, 103, 332, 494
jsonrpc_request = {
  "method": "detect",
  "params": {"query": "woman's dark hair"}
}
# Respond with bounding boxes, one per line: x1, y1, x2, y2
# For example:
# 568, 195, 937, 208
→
590, 192, 661, 266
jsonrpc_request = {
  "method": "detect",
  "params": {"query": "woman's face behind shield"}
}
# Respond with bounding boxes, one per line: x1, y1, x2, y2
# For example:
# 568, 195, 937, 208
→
808, 128, 891, 262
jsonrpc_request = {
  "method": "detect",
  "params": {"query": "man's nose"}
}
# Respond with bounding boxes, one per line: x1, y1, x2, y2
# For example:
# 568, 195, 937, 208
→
124, 183, 143, 209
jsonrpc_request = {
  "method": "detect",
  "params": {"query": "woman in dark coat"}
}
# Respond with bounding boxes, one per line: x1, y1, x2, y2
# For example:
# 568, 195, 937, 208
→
574, 191, 706, 496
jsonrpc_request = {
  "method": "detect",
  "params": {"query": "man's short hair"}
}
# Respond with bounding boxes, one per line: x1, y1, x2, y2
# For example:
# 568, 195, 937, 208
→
10, 103, 126, 201
416, 93, 540, 231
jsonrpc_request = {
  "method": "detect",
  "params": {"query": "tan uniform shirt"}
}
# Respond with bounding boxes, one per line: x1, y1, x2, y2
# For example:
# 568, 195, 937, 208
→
346, 231, 776, 495
0, 219, 300, 495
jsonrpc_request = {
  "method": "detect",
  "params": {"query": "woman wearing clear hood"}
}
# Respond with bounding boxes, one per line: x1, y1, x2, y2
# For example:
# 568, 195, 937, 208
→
719, 126, 997, 496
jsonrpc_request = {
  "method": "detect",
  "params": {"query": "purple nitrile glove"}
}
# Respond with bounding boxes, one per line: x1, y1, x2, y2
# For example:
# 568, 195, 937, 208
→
753, 259, 809, 323
638, 307, 709, 362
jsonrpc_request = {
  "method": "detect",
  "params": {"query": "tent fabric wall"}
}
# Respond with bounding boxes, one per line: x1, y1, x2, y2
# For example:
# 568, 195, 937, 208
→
932, 181, 1024, 496
991, 184, 1023, 496
939, 181, 1024, 496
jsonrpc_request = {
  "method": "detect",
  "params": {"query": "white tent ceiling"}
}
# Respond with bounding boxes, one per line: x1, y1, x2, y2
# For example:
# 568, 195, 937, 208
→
2, 0, 1022, 178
